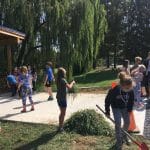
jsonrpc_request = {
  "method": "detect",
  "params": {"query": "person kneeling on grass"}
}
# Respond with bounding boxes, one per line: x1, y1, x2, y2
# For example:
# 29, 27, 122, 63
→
7, 72, 17, 97
105, 72, 134, 150
56, 67, 75, 132
18, 66, 34, 113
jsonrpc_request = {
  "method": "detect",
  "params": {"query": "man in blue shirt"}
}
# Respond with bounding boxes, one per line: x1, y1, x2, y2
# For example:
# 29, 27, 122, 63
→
7, 73, 17, 96
44, 62, 54, 100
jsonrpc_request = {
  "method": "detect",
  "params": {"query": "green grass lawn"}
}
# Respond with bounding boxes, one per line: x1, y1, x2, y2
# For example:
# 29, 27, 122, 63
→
74, 69, 117, 89
0, 120, 149, 150
36, 69, 117, 92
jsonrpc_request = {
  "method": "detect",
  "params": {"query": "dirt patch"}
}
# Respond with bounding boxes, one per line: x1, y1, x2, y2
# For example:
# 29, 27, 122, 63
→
72, 136, 97, 150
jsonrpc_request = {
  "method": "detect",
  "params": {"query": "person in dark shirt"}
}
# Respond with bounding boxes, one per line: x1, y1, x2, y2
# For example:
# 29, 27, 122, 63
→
105, 72, 134, 150
56, 67, 75, 132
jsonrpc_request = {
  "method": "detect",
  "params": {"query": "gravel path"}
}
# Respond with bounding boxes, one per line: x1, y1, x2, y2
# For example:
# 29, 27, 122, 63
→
0, 92, 147, 136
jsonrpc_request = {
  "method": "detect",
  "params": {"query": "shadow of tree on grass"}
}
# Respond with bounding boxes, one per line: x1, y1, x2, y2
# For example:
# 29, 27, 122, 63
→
14, 130, 58, 150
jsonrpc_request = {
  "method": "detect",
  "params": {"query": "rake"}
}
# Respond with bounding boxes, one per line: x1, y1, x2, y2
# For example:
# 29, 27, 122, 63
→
96, 104, 149, 150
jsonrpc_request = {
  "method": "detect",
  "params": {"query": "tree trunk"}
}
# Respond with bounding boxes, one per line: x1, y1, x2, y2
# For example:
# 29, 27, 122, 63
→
106, 50, 110, 68
16, 33, 30, 66
113, 48, 117, 69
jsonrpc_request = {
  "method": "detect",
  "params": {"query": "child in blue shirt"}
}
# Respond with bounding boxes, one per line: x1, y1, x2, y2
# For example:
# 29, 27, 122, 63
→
18, 66, 34, 113
44, 62, 55, 100
7, 73, 17, 96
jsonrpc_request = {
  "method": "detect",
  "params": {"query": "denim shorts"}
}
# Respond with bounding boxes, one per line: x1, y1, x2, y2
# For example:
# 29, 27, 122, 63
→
57, 99, 67, 108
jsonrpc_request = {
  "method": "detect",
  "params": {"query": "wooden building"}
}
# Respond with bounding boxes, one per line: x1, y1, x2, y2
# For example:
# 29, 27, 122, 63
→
0, 26, 25, 92
0, 26, 25, 71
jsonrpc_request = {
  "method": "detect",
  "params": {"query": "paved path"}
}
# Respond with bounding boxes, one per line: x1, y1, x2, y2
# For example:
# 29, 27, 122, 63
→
0, 92, 147, 136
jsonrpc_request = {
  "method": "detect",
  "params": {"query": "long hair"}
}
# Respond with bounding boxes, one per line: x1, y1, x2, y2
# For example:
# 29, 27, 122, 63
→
56, 67, 66, 87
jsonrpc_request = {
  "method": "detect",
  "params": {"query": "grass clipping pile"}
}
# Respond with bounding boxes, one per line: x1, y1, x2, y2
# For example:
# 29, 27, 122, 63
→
65, 109, 113, 136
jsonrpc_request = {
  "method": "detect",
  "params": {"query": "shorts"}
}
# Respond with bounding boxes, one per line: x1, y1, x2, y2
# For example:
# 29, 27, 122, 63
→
57, 99, 67, 108
45, 80, 52, 87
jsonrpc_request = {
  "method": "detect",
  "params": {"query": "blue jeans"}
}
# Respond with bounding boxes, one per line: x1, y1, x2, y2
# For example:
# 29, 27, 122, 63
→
10, 84, 17, 96
112, 108, 130, 150
134, 82, 142, 103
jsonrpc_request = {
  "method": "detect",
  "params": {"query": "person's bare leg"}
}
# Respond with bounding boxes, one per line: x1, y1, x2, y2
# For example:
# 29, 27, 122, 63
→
149, 87, 150, 99
45, 86, 48, 93
48, 87, 53, 98
141, 86, 146, 97
59, 107, 66, 129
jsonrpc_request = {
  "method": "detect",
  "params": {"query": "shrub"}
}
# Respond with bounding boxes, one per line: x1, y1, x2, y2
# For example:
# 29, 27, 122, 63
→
64, 109, 113, 136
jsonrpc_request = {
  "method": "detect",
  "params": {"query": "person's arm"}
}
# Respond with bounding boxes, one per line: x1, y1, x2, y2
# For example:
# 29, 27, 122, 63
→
51, 69, 55, 81
105, 89, 113, 116
7, 81, 10, 88
29, 75, 33, 85
66, 80, 75, 89
17, 76, 23, 91
131, 68, 138, 76
44, 75, 48, 85
126, 67, 131, 75
17, 83, 22, 91
127, 91, 134, 112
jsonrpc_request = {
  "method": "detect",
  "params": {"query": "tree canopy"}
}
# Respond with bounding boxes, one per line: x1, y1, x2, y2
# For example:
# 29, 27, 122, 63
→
0, 0, 107, 78
0, 0, 149, 76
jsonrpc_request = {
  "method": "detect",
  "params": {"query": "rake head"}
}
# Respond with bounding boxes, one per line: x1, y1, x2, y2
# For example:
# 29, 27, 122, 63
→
138, 142, 149, 150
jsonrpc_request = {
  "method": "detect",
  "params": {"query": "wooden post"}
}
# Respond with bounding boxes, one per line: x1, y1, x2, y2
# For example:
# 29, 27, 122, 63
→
7, 46, 12, 72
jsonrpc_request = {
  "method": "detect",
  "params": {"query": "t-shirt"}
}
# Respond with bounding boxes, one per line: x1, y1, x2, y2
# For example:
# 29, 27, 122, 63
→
130, 64, 139, 72
7, 75, 17, 84
19, 74, 32, 88
56, 78, 68, 100
46, 67, 53, 81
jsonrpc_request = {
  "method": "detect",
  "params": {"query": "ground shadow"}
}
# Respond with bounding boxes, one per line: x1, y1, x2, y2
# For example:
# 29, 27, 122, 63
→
0, 93, 19, 104
14, 130, 58, 150
13, 100, 49, 109
0, 111, 31, 120
0, 98, 19, 104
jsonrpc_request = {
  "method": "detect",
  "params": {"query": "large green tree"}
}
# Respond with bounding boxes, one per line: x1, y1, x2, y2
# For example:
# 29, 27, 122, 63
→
0, 0, 107, 78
